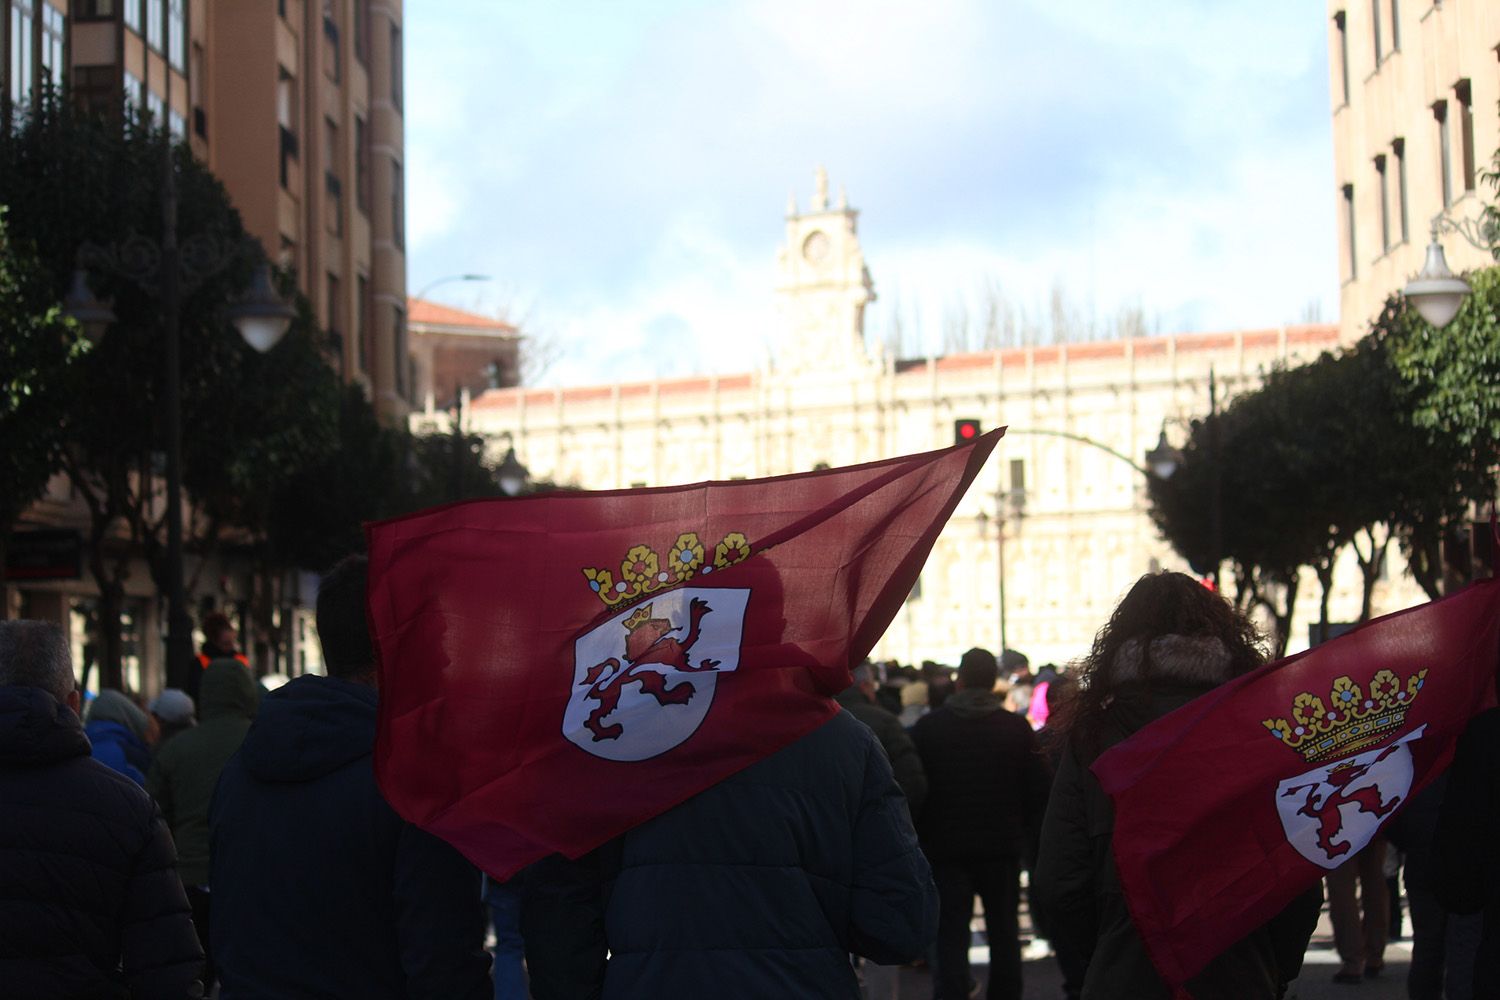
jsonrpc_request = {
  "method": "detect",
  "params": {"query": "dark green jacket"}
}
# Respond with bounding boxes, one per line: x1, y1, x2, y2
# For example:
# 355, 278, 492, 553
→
1034, 681, 1322, 1000
836, 687, 928, 817
147, 660, 258, 886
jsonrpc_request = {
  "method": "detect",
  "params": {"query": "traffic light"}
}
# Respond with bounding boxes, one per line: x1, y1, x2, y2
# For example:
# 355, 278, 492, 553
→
954, 418, 981, 446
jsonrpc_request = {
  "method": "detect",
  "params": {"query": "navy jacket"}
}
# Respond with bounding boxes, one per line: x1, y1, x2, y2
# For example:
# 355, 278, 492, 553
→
0, 685, 203, 999
209, 675, 491, 1000
522, 708, 938, 1000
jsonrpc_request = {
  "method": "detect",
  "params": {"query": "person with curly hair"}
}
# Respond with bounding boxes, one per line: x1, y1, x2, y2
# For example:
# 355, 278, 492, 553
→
1033, 571, 1322, 999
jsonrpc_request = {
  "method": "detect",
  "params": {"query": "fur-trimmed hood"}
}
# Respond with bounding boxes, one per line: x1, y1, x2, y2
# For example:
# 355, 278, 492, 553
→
1109, 634, 1234, 687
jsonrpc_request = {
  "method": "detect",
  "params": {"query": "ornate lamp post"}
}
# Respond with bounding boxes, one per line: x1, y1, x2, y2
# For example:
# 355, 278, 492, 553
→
1402, 212, 1493, 328
496, 446, 531, 498
64, 138, 295, 691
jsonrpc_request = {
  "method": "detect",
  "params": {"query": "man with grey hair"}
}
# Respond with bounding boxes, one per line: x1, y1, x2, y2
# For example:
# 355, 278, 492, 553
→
0, 619, 203, 998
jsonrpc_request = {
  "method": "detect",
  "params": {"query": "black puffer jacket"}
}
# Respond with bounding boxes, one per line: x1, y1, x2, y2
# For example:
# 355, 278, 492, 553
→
522, 708, 938, 1000
911, 687, 1051, 860
837, 686, 928, 817
1033, 637, 1322, 999
1435, 707, 1500, 998
0, 684, 203, 999
209, 675, 491, 1000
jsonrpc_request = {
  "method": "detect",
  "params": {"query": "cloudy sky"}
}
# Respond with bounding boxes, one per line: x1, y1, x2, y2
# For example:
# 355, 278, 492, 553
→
405, 0, 1337, 386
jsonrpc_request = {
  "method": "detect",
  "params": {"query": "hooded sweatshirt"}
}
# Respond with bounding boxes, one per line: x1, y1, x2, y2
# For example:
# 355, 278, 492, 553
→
146, 659, 259, 886
85, 689, 152, 785
208, 674, 491, 1000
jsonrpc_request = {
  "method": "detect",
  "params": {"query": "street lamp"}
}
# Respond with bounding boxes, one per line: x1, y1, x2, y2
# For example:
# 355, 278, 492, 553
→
1402, 212, 1493, 328
496, 446, 531, 497
1144, 430, 1182, 480
414, 273, 491, 302
63, 136, 295, 692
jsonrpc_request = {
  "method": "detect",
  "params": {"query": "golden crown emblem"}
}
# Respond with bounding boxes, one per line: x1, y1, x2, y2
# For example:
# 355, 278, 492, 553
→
623, 604, 655, 631
581, 530, 752, 607
1262, 668, 1426, 764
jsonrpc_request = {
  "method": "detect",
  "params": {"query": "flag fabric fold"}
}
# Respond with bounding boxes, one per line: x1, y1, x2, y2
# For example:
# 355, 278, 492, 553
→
1092, 577, 1500, 993
364, 430, 1000, 878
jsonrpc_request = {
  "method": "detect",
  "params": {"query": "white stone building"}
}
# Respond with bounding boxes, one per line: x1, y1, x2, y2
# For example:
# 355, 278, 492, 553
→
462, 173, 1418, 667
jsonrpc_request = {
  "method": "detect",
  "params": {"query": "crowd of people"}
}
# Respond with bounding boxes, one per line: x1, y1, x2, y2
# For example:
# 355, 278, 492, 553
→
0, 566, 1495, 999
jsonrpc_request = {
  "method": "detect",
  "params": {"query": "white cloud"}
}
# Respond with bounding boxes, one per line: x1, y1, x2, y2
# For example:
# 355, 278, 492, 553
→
405, 1, 1338, 385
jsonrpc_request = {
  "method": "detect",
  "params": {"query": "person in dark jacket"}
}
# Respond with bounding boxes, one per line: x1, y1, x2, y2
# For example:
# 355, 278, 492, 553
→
0, 619, 203, 999
520, 707, 938, 1000
209, 555, 491, 999
86, 687, 155, 784
148, 659, 260, 988
837, 660, 928, 816
1434, 706, 1500, 996
1033, 572, 1322, 1000
912, 646, 1052, 1000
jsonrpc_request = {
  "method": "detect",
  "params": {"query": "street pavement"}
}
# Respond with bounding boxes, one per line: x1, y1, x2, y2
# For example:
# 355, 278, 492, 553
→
890, 903, 1414, 999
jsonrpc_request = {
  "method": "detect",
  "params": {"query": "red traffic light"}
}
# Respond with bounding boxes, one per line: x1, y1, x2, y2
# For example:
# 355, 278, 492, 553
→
954, 419, 981, 445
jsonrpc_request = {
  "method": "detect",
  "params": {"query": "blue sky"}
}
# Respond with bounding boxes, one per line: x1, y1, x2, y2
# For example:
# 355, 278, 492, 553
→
405, 0, 1337, 386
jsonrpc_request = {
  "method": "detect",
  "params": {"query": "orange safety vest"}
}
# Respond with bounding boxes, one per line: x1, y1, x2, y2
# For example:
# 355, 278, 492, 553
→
197, 652, 251, 670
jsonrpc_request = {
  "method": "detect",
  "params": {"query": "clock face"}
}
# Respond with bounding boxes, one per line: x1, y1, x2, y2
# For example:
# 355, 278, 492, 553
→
802, 230, 830, 264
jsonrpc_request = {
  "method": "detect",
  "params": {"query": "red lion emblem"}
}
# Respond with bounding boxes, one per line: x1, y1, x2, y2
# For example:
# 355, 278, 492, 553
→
578, 597, 720, 741
1281, 741, 1405, 860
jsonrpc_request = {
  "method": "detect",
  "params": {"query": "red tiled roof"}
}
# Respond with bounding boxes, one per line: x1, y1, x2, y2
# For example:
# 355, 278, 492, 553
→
407, 297, 517, 333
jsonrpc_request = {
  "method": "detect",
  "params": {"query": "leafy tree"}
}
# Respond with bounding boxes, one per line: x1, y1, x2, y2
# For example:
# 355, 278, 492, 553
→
1, 95, 340, 686
0, 211, 84, 580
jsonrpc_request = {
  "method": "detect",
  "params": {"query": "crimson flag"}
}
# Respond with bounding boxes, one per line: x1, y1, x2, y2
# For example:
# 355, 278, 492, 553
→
1093, 577, 1500, 994
364, 431, 1000, 878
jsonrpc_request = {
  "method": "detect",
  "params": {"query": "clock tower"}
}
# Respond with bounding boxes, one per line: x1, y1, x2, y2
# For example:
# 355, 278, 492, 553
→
774, 168, 877, 373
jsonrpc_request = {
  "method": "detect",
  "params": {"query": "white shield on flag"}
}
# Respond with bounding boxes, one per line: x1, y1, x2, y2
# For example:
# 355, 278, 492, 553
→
562, 587, 750, 762
1274, 725, 1426, 869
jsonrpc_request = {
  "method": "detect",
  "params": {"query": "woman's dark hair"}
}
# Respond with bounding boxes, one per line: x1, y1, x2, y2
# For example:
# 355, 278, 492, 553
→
1050, 571, 1265, 753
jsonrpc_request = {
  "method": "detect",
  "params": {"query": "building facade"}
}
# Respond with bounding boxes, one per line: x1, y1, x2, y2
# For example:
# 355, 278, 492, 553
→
407, 296, 521, 417
3, 0, 409, 419
1328, 0, 1500, 340
465, 175, 1411, 667
3, 0, 407, 692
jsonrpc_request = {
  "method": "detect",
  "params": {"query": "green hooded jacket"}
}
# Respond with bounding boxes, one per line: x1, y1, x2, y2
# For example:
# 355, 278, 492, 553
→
147, 659, 259, 886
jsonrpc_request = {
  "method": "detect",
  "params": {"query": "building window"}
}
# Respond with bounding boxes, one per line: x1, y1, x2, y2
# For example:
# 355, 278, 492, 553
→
1333, 11, 1349, 105
9, 0, 35, 106
146, 88, 164, 127
1393, 137, 1409, 244
77, 0, 116, 17
146, 0, 162, 51
354, 114, 370, 214
1455, 79, 1476, 194
393, 304, 407, 396
325, 117, 343, 236
390, 23, 402, 110
41, 4, 64, 91
278, 68, 297, 189
1388, 0, 1400, 51
1434, 100, 1452, 208
168, 108, 185, 140
392, 156, 404, 250
74, 64, 116, 117
323, 0, 340, 83
1375, 154, 1390, 252
168, 0, 185, 71
1342, 183, 1357, 281
354, 0, 369, 65
1370, 0, 1382, 63
123, 69, 144, 113
191, 40, 205, 135
357, 273, 370, 374
123, 0, 139, 31
326, 272, 342, 356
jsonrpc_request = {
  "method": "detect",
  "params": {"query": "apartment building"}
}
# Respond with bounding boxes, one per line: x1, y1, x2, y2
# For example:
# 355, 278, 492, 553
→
1328, 0, 1500, 339
3, 0, 409, 420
